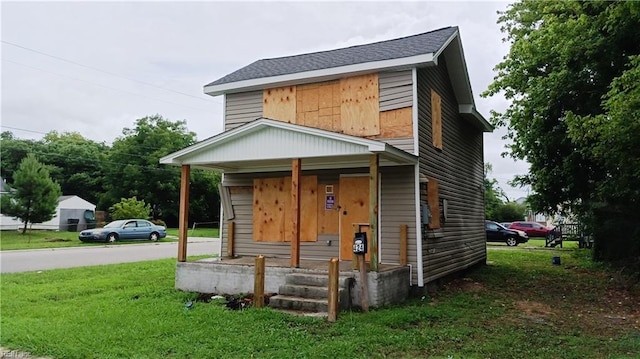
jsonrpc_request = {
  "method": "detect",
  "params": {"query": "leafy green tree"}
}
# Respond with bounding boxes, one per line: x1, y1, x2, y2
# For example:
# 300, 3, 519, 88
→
484, 0, 640, 263
101, 115, 221, 226
38, 131, 109, 205
492, 202, 527, 223
484, 163, 507, 220
0, 132, 43, 183
109, 197, 151, 220
0, 154, 61, 234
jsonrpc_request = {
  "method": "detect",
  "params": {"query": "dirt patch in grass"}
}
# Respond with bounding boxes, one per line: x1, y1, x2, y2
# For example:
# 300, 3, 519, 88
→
443, 277, 486, 293
44, 238, 73, 242
501, 273, 639, 336
192, 292, 277, 310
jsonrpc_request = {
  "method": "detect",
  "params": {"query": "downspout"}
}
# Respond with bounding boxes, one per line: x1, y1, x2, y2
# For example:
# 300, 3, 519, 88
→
412, 67, 425, 287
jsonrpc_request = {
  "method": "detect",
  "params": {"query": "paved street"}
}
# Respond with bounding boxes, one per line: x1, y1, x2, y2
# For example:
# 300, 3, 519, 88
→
0, 238, 220, 273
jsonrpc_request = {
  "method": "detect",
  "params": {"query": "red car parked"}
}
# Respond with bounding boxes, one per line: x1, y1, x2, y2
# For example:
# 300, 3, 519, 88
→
508, 221, 560, 240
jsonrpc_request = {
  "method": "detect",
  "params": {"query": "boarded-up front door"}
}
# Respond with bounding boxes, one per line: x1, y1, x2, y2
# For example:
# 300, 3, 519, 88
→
339, 175, 370, 261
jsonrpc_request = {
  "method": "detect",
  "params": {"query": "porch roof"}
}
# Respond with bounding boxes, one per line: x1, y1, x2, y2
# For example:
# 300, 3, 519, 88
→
160, 118, 417, 173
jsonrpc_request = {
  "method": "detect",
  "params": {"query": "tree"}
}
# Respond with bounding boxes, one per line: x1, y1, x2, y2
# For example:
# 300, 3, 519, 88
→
484, 163, 508, 220
484, 1, 640, 263
492, 202, 527, 223
109, 197, 151, 220
0, 132, 43, 183
0, 154, 61, 234
101, 115, 221, 226
38, 131, 109, 206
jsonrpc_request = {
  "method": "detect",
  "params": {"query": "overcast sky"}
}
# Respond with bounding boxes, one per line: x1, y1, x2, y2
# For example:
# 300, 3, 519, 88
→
1, 1, 530, 200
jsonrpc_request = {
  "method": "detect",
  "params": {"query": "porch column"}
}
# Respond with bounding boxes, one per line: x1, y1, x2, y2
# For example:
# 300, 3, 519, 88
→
369, 154, 379, 271
290, 158, 301, 268
178, 164, 190, 262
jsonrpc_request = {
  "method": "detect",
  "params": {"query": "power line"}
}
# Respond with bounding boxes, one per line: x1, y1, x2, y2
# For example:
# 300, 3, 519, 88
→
2, 58, 213, 113
0, 125, 197, 154
1, 39, 221, 106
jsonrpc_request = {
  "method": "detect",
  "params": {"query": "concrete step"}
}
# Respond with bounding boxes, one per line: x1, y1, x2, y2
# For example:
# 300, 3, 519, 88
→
269, 295, 328, 312
285, 273, 354, 287
278, 284, 329, 299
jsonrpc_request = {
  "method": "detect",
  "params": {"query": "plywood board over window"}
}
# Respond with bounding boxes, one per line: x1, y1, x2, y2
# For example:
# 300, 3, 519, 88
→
263, 86, 297, 123
296, 81, 340, 132
253, 176, 319, 242
427, 178, 441, 229
431, 89, 442, 150
340, 74, 380, 137
253, 177, 288, 242
284, 175, 318, 242
376, 107, 413, 138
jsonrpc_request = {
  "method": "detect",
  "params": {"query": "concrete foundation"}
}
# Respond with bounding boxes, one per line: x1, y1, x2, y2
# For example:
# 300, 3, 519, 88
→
175, 257, 410, 308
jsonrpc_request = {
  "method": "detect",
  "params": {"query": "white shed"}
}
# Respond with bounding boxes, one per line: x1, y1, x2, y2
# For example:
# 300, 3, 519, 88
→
1, 194, 96, 231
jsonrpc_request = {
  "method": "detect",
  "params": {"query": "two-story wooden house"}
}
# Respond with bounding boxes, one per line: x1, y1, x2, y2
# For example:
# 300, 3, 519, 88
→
161, 26, 492, 308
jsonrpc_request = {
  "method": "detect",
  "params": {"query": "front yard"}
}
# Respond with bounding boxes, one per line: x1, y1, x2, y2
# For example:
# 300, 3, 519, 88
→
0, 227, 220, 251
0, 230, 177, 250
1, 247, 638, 358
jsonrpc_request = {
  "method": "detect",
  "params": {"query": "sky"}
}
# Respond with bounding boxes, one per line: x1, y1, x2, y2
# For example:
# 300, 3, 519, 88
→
1, 0, 530, 200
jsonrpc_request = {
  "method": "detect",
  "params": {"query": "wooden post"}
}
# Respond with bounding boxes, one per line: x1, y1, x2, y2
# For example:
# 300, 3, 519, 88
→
227, 222, 235, 258
358, 254, 369, 312
291, 159, 301, 268
400, 224, 408, 266
177, 165, 190, 262
369, 155, 379, 272
254, 255, 265, 308
327, 258, 339, 322
352, 224, 359, 270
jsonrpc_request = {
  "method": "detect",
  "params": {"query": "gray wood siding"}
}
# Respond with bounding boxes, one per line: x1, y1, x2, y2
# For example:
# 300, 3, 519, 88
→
380, 166, 418, 282
222, 168, 416, 267
416, 60, 486, 284
381, 138, 414, 154
225, 91, 263, 131
379, 70, 413, 111
222, 171, 348, 259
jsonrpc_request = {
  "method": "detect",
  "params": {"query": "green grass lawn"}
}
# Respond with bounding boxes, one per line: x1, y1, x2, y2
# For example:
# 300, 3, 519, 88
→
1, 248, 638, 358
0, 230, 177, 251
166, 227, 219, 238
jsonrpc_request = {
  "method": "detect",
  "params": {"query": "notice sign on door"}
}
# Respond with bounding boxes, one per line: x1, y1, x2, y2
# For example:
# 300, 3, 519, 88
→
325, 195, 335, 210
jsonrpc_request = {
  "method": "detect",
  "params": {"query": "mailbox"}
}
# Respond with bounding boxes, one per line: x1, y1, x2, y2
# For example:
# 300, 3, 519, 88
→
353, 232, 368, 254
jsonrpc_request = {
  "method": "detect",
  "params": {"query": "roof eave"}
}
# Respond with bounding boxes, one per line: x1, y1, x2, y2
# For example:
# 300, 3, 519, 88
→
459, 104, 493, 132
204, 53, 435, 96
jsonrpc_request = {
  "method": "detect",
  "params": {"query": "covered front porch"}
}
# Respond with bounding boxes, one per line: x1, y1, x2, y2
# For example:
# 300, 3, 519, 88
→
160, 118, 418, 308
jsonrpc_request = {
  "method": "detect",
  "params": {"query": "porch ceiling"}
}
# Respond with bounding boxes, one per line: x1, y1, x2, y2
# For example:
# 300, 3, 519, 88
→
160, 118, 417, 173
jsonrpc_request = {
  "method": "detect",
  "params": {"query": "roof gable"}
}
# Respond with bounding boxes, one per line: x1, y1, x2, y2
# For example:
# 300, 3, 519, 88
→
160, 118, 417, 172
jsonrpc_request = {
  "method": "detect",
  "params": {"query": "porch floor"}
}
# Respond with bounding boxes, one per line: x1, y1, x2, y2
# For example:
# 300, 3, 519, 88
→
193, 256, 402, 273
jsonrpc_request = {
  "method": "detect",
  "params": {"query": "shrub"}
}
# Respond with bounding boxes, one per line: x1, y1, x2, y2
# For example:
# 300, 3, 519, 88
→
151, 219, 167, 228
109, 197, 150, 220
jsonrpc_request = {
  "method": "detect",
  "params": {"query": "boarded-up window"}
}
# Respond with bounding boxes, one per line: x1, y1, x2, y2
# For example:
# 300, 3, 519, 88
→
253, 178, 288, 242
377, 107, 413, 138
263, 86, 297, 123
427, 178, 440, 229
431, 89, 442, 150
253, 176, 318, 242
340, 74, 380, 136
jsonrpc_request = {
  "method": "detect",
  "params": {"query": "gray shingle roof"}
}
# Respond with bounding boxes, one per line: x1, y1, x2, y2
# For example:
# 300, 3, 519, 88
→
206, 26, 457, 87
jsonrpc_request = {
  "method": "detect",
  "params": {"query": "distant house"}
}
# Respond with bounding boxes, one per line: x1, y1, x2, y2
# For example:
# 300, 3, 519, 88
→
0, 184, 96, 231
515, 197, 551, 225
161, 26, 492, 308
